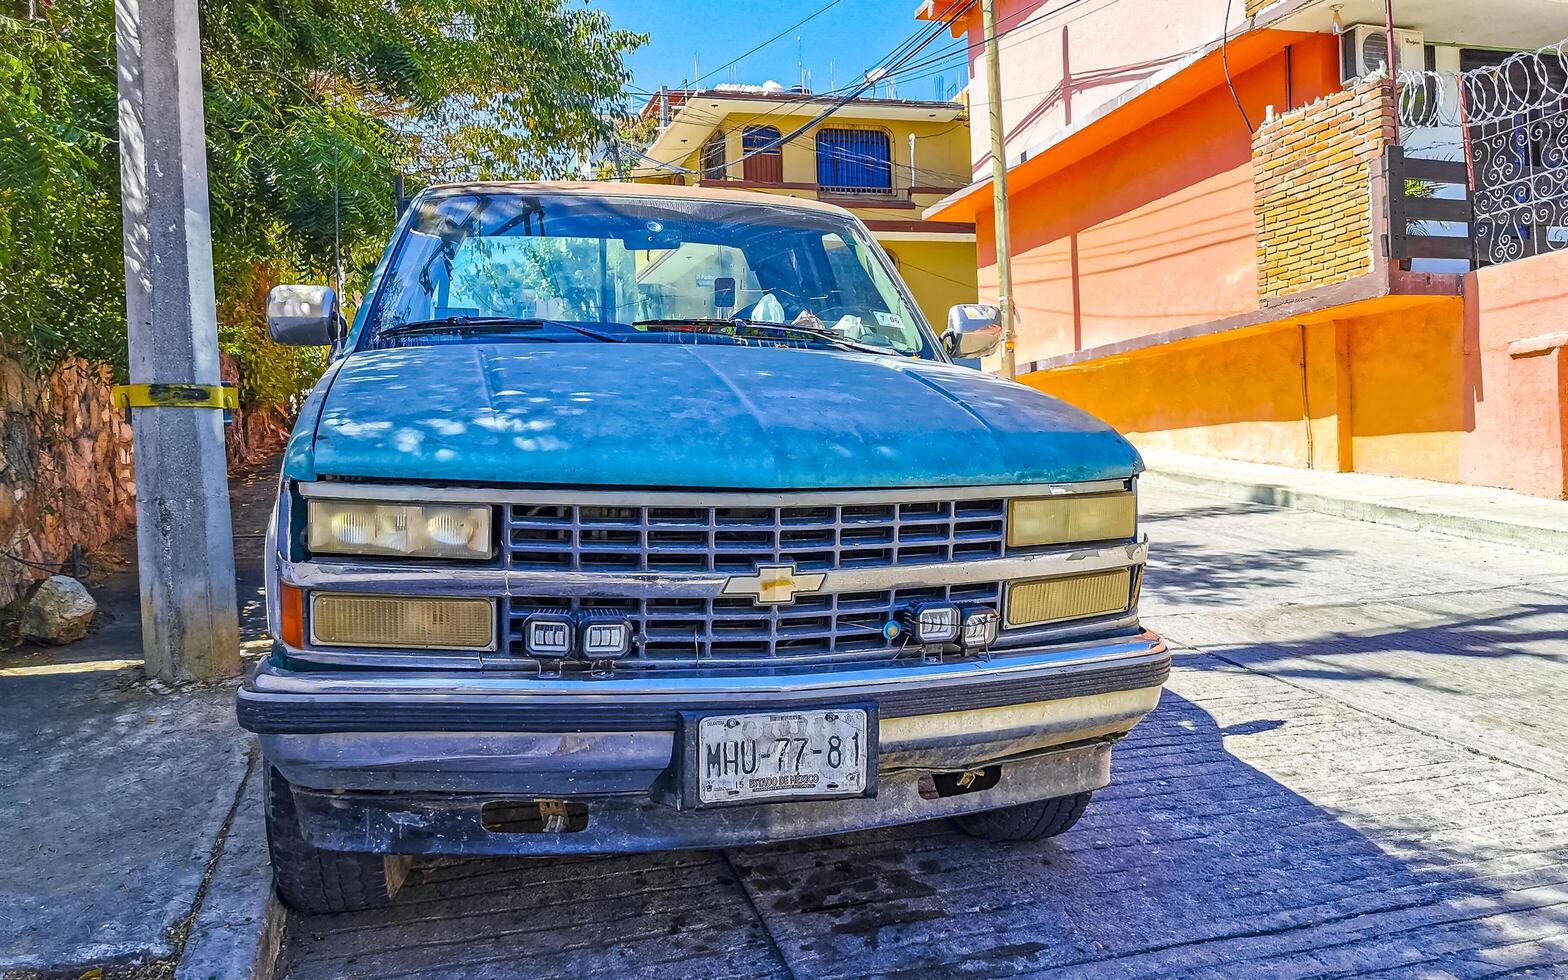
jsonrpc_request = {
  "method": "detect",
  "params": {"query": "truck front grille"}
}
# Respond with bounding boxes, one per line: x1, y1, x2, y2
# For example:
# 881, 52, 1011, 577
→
503, 582, 1003, 667
504, 499, 1007, 572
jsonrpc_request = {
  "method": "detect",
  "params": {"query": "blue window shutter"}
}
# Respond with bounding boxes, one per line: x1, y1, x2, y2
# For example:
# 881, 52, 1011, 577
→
816, 129, 892, 191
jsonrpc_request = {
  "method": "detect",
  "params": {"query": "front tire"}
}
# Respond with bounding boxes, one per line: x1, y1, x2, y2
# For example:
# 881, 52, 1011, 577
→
264, 766, 409, 914
953, 791, 1092, 842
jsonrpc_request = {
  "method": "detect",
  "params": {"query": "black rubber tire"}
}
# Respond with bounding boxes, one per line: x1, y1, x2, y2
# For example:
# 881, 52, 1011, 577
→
953, 791, 1093, 842
264, 766, 400, 915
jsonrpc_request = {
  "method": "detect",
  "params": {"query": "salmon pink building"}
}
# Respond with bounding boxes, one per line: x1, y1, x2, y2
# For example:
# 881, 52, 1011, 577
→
921, 0, 1568, 498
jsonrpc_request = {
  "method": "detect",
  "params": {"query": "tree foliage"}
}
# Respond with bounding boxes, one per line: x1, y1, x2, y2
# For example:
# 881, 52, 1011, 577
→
0, 0, 642, 402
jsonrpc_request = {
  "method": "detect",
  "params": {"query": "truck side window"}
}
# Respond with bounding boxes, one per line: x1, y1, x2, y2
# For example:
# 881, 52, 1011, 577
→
820, 233, 922, 352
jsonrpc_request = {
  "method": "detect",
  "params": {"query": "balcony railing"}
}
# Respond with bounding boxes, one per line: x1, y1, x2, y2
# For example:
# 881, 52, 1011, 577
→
1383, 148, 1472, 263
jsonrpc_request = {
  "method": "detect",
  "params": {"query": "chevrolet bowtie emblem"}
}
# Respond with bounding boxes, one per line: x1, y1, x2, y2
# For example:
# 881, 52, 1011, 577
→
722, 562, 827, 606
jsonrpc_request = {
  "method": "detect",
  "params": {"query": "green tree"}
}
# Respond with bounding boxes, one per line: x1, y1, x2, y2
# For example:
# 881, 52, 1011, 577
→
0, 0, 642, 404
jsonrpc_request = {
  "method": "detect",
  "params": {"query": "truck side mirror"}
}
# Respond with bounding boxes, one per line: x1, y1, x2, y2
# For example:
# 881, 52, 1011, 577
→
267, 285, 343, 347
943, 303, 1003, 358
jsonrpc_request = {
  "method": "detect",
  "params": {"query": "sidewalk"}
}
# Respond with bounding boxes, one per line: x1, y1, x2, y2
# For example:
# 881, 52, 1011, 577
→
1140, 450, 1568, 552
0, 456, 282, 979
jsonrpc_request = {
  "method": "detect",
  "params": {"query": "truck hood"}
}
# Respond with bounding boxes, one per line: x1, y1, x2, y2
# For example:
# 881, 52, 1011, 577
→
288, 342, 1142, 489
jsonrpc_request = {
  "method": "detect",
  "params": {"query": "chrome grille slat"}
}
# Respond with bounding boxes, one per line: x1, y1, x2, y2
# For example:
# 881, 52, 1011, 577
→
505, 499, 1004, 575
499, 498, 1007, 667
504, 582, 1004, 667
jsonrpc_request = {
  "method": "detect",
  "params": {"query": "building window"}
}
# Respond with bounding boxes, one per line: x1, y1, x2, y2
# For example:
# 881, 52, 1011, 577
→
742, 126, 784, 183
816, 128, 893, 194
700, 134, 726, 179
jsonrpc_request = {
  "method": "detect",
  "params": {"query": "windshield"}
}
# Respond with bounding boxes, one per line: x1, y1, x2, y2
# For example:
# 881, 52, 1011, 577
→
362, 190, 942, 359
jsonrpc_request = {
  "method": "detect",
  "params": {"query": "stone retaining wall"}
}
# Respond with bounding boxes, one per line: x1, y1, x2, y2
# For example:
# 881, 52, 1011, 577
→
0, 354, 289, 607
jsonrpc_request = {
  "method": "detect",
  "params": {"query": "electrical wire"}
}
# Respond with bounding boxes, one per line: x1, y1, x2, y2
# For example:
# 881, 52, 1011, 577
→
653, 1, 980, 178
884, 254, 978, 289
644, 107, 972, 183
1220, 0, 1255, 132
789, 0, 1118, 100
642, 0, 972, 179
630, 0, 1147, 182
637, 0, 1124, 144
689, 0, 850, 88
0, 550, 63, 573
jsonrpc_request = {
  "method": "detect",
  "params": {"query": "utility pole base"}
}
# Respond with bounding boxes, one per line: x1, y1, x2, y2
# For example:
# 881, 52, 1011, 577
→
116, 0, 241, 682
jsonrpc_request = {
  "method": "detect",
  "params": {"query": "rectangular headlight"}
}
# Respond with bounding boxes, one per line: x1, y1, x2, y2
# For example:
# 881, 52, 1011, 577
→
1007, 492, 1136, 548
1006, 569, 1133, 628
311, 593, 496, 650
308, 500, 492, 559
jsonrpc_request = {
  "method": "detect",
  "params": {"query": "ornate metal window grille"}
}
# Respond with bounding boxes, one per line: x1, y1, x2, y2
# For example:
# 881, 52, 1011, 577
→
700, 134, 727, 180
1397, 41, 1568, 266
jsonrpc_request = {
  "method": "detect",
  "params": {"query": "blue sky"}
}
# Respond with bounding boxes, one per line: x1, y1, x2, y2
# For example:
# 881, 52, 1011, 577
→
587, 0, 967, 107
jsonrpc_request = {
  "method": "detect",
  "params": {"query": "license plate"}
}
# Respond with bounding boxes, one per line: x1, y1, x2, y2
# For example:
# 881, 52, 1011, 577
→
696, 709, 872, 805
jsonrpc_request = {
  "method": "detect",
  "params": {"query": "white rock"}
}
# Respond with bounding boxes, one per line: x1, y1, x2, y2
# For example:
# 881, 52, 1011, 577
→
21, 574, 97, 645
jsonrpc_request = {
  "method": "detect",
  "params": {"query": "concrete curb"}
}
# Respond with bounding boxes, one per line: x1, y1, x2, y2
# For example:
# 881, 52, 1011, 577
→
1142, 467, 1568, 553
175, 764, 283, 980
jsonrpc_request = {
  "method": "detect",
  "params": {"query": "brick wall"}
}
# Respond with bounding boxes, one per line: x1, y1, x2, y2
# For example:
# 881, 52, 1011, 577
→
1253, 78, 1397, 299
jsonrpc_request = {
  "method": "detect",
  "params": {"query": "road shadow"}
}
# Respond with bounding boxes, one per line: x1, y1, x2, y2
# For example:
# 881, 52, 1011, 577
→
1180, 600, 1568, 676
276, 687, 1568, 978
1142, 536, 1354, 609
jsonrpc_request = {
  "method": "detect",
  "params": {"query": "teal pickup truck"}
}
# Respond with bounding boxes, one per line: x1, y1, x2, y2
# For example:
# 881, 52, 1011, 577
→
240, 183, 1167, 914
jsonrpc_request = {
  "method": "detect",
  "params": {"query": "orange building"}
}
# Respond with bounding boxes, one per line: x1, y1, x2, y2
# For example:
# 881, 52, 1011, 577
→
920, 0, 1568, 499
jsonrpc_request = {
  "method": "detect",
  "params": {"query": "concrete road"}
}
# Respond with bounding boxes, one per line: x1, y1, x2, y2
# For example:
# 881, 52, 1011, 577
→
277, 485, 1568, 979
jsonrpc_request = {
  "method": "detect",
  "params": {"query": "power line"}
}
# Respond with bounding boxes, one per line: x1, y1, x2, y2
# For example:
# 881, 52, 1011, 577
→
691, 1, 979, 174
626, 0, 987, 141
1220, 0, 1255, 132
690, 0, 850, 88
649, 101, 972, 182
884, 254, 978, 289
803, 0, 1127, 101
654, 2, 980, 178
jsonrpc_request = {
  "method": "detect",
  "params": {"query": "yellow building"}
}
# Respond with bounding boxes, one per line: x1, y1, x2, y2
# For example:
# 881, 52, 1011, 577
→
630, 84, 977, 332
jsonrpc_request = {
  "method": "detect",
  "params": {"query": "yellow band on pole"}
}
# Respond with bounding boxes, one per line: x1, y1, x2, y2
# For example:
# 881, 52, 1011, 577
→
111, 383, 238, 411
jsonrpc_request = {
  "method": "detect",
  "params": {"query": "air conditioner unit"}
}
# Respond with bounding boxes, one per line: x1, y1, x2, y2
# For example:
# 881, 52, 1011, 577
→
1340, 24, 1425, 83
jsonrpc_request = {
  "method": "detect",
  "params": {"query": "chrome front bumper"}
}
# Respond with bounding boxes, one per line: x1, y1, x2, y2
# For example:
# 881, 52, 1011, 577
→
286, 738, 1118, 856
244, 627, 1166, 782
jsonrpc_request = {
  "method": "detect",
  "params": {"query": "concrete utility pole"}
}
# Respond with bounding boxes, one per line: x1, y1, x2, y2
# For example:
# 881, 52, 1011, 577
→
981, 0, 1018, 380
114, 0, 241, 682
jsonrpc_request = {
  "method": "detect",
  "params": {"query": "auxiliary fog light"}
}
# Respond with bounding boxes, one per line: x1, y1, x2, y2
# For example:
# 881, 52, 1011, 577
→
902, 602, 961, 644
311, 593, 495, 651
524, 614, 575, 658
579, 611, 633, 660
961, 608, 1001, 649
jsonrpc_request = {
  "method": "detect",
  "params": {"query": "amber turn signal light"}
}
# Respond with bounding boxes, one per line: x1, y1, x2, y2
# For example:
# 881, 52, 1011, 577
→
278, 583, 305, 648
311, 593, 496, 651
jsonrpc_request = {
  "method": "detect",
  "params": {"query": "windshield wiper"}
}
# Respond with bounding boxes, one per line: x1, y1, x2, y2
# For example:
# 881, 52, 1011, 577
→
378, 316, 621, 343
634, 318, 897, 357
379, 316, 545, 338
